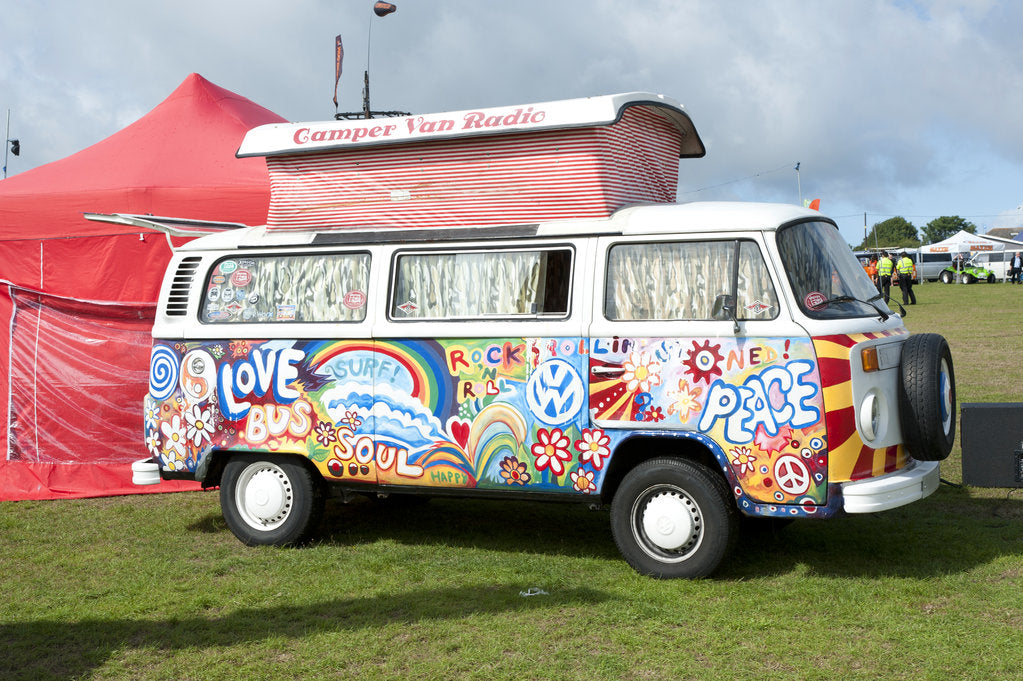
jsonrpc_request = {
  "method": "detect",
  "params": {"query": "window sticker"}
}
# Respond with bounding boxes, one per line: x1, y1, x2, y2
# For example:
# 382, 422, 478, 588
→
231, 269, 252, 287
276, 304, 297, 321
343, 290, 367, 310
804, 292, 827, 310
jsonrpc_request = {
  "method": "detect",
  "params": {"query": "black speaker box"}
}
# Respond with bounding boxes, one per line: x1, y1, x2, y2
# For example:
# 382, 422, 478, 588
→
960, 403, 1023, 487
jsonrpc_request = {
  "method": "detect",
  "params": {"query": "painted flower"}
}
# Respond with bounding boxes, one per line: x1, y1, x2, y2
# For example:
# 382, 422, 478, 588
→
570, 468, 597, 494
644, 406, 665, 422
160, 414, 187, 459
341, 410, 362, 430
667, 379, 703, 423
730, 446, 757, 475
184, 404, 214, 447
162, 448, 186, 472
621, 352, 662, 393
682, 340, 724, 385
229, 340, 250, 357
531, 427, 572, 476
209, 344, 225, 359
575, 429, 610, 470
314, 421, 337, 447
143, 396, 159, 429
499, 456, 531, 485
145, 430, 161, 457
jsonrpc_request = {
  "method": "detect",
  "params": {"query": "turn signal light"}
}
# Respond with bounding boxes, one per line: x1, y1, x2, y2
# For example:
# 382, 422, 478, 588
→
861, 347, 880, 373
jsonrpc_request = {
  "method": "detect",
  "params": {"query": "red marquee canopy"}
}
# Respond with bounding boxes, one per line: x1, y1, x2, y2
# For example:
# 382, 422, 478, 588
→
0, 73, 285, 500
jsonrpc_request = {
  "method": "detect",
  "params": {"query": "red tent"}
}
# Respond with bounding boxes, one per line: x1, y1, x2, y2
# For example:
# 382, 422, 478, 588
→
0, 73, 285, 500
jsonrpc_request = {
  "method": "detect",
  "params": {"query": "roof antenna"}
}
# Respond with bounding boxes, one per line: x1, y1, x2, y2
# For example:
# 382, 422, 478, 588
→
334, 2, 410, 120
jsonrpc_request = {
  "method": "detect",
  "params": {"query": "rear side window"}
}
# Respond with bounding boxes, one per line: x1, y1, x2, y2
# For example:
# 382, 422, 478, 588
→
605, 240, 778, 321
390, 248, 572, 320
201, 252, 370, 323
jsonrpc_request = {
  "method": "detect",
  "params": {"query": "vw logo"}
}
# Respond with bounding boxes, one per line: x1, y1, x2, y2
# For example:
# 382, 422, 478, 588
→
526, 358, 584, 426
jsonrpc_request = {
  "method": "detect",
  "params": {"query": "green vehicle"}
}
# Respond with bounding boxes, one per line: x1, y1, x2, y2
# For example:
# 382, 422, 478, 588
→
939, 255, 996, 284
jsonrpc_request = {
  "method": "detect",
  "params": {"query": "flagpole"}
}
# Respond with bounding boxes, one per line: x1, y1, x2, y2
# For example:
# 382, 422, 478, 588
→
3, 109, 9, 179
795, 162, 802, 206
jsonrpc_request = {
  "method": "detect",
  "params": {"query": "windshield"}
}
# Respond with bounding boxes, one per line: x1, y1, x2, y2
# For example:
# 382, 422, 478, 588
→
777, 221, 892, 319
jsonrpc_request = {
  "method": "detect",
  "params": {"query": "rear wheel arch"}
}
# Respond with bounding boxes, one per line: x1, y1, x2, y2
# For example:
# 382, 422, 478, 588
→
600, 434, 727, 506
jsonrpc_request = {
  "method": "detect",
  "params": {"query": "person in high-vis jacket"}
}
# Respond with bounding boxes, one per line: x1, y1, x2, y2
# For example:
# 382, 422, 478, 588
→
896, 251, 917, 305
877, 252, 895, 303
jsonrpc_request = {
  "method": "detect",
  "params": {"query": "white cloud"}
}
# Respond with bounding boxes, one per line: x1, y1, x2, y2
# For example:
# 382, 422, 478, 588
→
2, 0, 1021, 240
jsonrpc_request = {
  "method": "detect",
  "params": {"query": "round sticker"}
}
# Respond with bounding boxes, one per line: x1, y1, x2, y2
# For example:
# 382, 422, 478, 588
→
343, 290, 367, 309
804, 291, 827, 310
219, 260, 238, 274
231, 269, 252, 287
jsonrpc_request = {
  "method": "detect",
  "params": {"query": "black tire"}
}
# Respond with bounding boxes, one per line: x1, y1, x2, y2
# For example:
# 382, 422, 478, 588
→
898, 334, 956, 461
610, 457, 738, 579
960, 272, 972, 284
987, 274, 995, 284
220, 455, 324, 546
939, 270, 953, 284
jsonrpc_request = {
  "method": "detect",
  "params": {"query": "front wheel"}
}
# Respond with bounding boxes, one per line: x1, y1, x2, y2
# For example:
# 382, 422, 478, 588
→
611, 457, 738, 579
220, 455, 324, 546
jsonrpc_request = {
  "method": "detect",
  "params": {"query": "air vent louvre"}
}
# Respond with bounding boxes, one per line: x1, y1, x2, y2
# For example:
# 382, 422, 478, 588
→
165, 256, 202, 316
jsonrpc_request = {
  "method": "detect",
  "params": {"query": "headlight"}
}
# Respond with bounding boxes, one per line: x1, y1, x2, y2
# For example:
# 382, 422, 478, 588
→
859, 389, 885, 442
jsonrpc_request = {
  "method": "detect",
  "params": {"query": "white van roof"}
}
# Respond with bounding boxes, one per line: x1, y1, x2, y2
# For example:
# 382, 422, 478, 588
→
173, 201, 829, 252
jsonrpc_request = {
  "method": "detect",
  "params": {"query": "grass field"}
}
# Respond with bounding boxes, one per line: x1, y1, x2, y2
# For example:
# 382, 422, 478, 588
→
2, 282, 1021, 680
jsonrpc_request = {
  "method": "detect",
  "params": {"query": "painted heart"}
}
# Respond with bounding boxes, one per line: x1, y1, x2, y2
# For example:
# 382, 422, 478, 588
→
450, 420, 471, 450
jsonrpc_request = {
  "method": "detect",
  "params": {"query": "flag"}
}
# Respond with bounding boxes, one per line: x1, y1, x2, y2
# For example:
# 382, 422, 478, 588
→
374, 2, 397, 17
333, 35, 344, 109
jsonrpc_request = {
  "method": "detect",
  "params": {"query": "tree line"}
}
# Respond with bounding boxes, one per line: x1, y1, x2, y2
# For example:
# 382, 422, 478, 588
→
853, 216, 977, 250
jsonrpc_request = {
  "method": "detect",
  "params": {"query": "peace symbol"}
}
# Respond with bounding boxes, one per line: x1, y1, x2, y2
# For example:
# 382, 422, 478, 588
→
773, 455, 811, 495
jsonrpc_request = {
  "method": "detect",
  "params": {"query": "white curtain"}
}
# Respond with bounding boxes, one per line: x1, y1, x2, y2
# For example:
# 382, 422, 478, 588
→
606, 241, 777, 320
392, 251, 548, 318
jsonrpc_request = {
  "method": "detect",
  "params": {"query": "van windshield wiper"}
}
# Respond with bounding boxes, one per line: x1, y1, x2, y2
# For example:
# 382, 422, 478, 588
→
818, 293, 898, 320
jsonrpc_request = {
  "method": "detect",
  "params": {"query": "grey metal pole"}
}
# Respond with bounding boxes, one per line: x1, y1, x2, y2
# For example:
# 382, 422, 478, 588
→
3, 109, 9, 179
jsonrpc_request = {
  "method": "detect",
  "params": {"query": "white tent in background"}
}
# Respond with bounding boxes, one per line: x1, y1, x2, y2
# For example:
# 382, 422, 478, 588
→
918, 230, 1007, 255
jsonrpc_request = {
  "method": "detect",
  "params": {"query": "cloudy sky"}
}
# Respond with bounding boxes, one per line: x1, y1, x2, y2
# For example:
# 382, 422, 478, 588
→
2, 0, 1021, 245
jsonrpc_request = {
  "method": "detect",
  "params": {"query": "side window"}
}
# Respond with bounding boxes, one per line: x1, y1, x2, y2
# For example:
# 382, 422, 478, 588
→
604, 240, 778, 321
201, 252, 370, 323
390, 248, 572, 320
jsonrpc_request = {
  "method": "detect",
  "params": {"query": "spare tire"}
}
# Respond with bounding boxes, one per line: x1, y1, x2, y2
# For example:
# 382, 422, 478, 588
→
898, 334, 956, 461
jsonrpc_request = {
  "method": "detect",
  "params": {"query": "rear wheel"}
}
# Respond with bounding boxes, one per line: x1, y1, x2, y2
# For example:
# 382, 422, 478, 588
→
611, 457, 737, 578
220, 455, 324, 546
987, 274, 996, 283
898, 334, 956, 461
939, 270, 954, 284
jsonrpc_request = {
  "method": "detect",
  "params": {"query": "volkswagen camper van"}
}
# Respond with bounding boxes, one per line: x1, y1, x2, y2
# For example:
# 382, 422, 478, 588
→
130, 93, 956, 578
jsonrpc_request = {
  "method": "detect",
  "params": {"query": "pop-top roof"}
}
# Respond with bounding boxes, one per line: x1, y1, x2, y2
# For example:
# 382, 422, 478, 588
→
236, 92, 705, 159
238, 92, 706, 232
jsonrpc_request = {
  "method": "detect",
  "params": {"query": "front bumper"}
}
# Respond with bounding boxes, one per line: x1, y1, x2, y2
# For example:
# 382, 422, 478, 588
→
131, 457, 162, 485
840, 459, 940, 513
